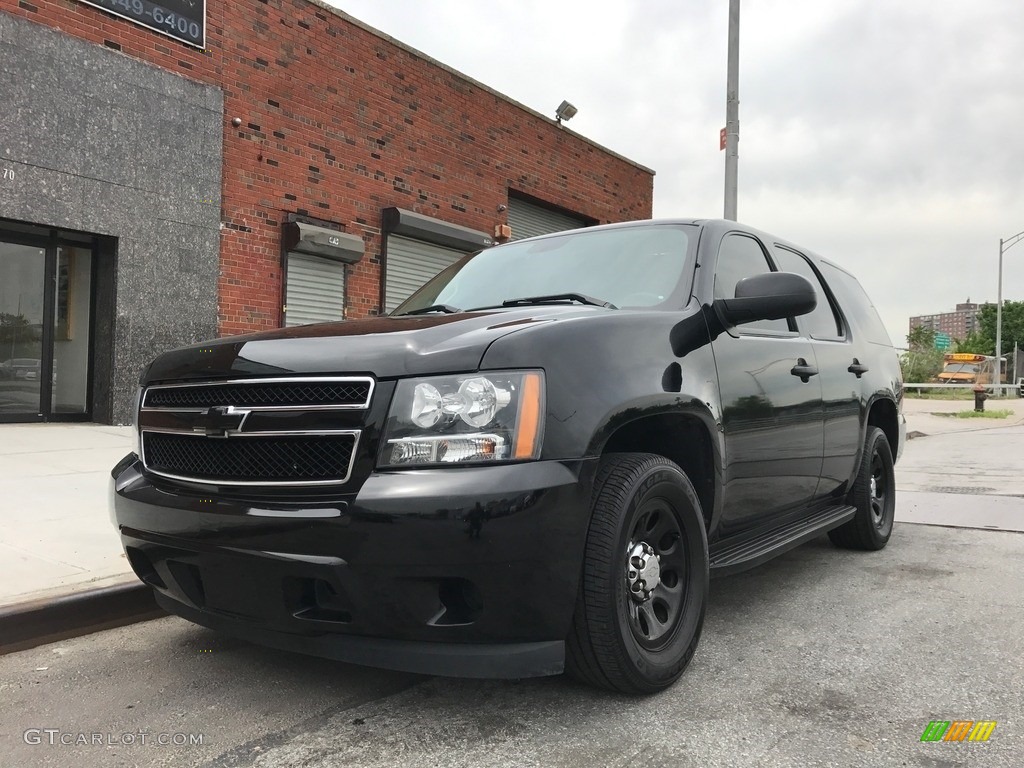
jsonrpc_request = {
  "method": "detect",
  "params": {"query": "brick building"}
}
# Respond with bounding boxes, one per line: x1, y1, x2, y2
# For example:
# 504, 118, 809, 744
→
0, 0, 653, 424
909, 300, 984, 340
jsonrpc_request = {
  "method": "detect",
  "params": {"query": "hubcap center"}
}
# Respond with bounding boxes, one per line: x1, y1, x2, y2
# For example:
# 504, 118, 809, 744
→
626, 541, 661, 602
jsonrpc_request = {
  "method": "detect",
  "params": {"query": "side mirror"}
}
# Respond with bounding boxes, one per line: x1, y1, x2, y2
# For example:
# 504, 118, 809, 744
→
718, 272, 816, 325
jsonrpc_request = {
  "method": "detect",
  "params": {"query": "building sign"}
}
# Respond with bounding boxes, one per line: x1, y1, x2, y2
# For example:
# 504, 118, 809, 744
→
81, 0, 205, 49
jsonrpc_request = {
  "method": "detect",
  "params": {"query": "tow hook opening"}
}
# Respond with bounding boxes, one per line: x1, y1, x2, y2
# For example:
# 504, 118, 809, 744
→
126, 546, 166, 589
430, 578, 483, 626
289, 578, 353, 624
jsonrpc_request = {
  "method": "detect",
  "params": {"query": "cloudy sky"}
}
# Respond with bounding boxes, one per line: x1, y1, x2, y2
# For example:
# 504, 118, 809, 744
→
330, 0, 1024, 346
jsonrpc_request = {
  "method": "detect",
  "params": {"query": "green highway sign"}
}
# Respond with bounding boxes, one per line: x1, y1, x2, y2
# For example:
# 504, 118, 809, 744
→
934, 332, 952, 350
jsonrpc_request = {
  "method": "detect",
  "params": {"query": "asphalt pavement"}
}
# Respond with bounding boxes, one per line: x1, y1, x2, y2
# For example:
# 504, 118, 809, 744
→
897, 397, 1024, 532
1, 523, 1020, 768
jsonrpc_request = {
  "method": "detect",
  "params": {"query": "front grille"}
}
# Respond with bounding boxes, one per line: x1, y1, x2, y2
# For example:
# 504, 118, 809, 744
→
142, 431, 358, 485
143, 378, 372, 410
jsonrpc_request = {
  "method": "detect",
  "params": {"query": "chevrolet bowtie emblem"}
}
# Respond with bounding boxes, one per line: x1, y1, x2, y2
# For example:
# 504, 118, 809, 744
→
195, 405, 250, 438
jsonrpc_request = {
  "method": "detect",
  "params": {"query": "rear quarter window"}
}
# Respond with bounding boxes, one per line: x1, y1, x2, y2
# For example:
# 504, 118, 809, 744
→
818, 261, 893, 346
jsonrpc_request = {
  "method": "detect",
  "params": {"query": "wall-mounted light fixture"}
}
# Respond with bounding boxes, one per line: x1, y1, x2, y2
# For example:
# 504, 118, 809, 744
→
555, 100, 578, 124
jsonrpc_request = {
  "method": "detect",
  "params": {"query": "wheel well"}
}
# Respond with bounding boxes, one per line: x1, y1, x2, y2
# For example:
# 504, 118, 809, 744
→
868, 398, 899, 456
601, 415, 715, 528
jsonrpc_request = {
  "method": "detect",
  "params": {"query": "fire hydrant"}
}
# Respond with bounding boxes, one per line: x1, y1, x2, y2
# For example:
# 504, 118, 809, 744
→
973, 384, 989, 412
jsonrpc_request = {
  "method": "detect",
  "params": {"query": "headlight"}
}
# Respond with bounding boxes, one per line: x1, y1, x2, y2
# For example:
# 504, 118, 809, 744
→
381, 371, 544, 467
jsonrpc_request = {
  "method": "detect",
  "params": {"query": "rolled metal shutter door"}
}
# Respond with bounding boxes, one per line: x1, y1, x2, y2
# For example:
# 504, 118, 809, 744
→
507, 198, 585, 241
384, 235, 466, 313
284, 252, 345, 326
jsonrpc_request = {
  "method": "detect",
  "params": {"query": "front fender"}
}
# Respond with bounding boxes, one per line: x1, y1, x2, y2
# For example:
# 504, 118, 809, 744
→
480, 309, 721, 461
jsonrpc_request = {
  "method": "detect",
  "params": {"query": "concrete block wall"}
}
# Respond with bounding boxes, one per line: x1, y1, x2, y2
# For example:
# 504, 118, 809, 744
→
0, 11, 223, 424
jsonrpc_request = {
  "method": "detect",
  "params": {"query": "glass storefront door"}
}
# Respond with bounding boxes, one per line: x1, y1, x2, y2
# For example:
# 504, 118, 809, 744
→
0, 231, 94, 421
0, 241, 46, 417
51, 246, 93, 415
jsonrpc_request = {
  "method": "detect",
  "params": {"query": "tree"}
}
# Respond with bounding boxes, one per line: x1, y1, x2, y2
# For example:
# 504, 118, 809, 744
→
900, 348, 944, 383
0, 312, 33, 346
906, 325, 936, 351
901, 325, 944, 382
952, 331, 990, 355
977, 300, 1024, 357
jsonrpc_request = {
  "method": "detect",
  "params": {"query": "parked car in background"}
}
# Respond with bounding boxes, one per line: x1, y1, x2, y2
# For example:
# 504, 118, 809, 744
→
0, 358, 41, 381
111, 218, 905, 694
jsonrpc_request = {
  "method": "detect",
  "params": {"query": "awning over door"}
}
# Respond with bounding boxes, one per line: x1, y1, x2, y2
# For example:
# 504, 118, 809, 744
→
381, 207, 491, 314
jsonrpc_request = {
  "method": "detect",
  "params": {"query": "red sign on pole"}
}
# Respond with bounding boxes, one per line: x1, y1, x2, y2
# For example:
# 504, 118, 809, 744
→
720, 127, 727, 151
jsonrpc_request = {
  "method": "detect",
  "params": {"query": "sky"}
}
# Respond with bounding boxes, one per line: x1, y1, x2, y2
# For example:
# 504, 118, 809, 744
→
329, 0, 1024, 347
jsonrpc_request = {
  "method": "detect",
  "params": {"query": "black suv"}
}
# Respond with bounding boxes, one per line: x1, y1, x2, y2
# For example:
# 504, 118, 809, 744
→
111, 219, 904, 694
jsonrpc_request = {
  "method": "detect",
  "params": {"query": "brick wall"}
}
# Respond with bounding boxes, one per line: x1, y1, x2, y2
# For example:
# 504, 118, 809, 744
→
2, 0, 654, 336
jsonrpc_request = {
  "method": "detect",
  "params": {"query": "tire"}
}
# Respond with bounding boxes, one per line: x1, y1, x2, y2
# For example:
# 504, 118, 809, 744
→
566, 453, 709, 694
828, 427, 896, 551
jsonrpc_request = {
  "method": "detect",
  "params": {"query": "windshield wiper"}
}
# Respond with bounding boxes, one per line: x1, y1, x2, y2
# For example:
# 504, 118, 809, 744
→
467, 293, 617, 311
401, 304, 462, 315
502, 293, 617, 309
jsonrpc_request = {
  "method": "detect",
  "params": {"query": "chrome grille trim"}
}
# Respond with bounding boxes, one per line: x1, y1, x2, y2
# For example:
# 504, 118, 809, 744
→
141, 376, 375, 412
140, 428, 361, 487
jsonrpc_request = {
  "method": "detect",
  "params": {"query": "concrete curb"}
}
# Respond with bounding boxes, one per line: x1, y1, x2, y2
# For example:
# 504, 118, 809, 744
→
0, 582, 165, 655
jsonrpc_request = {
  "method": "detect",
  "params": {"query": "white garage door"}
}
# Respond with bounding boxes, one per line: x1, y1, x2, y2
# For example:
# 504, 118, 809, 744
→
508, 198, 585, 241
284, 252, 345, 326
384, 235, 467, 313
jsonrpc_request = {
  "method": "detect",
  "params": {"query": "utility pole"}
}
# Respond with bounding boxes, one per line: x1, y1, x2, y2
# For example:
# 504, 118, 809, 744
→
997, 237, 1003, 372
724, 0, 740, 221
996, 231, 1024, 387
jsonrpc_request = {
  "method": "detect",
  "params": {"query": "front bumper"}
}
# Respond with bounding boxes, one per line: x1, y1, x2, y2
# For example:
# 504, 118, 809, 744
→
111, 456, 597, 678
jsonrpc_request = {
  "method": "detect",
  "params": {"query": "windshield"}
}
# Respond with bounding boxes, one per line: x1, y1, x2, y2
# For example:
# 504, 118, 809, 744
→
392, 224, 696, 315
942, 363, 979, 374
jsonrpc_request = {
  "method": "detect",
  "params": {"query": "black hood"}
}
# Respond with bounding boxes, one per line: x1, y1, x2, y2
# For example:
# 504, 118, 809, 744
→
142, 306, 607, 383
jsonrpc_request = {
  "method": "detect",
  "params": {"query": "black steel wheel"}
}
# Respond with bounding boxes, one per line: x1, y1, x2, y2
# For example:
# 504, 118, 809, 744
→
567, 453, 708, 694
829, 426, 896, 550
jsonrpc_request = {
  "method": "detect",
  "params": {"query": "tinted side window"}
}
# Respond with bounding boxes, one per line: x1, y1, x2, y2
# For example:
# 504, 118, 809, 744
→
714, 234, 789, 333
770, 246, 843, 339
818, 261, 893, 346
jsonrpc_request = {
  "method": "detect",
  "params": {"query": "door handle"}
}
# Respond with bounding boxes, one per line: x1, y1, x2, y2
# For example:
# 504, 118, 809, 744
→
848, 359, 869, 378
790, 358, 818, 383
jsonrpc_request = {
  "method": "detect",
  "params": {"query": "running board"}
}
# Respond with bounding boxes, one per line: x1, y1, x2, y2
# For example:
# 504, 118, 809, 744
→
709, 504, 856, 577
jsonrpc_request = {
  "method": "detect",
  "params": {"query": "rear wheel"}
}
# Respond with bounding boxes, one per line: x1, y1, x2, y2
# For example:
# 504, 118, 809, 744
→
829, 427, 896, 550
567, 453, 708, 694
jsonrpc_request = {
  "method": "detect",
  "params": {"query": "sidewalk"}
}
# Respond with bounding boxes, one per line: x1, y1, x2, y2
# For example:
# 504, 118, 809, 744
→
0, 424, 136, 607
901, 394, 1024, 436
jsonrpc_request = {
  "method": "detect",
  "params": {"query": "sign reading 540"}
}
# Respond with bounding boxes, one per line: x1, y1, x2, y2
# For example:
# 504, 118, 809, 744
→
81, 0, 205, 49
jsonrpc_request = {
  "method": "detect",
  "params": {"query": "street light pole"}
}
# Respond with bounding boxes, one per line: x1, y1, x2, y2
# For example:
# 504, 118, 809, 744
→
724, 0, 740, 221
995, 231, 1024, 382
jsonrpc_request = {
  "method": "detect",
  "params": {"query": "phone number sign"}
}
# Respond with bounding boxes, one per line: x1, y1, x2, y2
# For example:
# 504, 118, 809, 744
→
81, 0, 205, 49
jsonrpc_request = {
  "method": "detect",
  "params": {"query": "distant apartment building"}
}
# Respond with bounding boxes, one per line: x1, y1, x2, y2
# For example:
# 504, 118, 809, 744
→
909, 300, 985, 340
